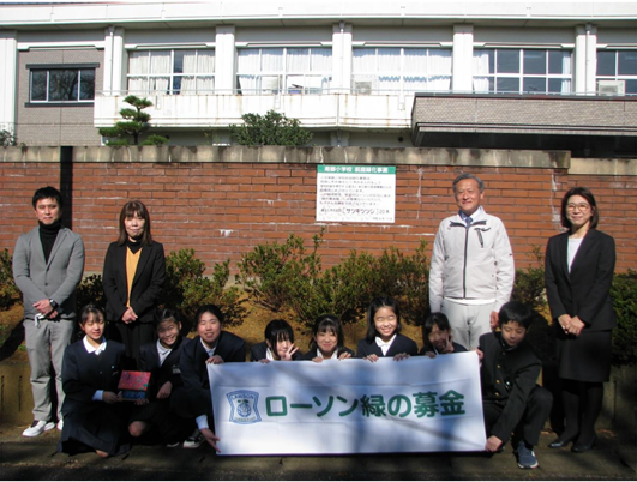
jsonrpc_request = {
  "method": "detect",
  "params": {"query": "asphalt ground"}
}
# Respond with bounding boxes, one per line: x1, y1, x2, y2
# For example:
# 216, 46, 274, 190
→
0, 423, 635, 481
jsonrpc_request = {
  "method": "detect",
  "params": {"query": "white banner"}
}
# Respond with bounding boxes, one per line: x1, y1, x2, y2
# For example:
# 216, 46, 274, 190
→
209, 352, 486, 456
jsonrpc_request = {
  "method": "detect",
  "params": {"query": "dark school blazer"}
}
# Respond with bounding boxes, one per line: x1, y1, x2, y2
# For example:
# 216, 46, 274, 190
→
102, 240, 166, 323
297, 347, 355, 360
138, 336, 191, 396
356, 334, 418, 358
545, 229, 616, 331
479, 331, 541, 442
250, 341, 267, 362
419, 341, 467, 356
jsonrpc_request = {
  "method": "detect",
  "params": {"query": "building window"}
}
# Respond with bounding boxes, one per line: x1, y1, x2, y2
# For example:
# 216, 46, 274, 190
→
596, 50, 637, 95
473, 48, 572, 94
351, 47, 451, 95
236, 47, 332, 95
127, 49, 215, 95
30, 68, 95, 102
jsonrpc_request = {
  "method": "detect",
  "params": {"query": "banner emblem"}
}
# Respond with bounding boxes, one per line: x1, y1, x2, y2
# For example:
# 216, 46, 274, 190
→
227, 391, 261, 424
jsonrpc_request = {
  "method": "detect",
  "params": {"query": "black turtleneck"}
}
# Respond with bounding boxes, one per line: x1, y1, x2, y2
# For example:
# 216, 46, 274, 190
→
39, 221, 61, 263
125, 238, 142, 254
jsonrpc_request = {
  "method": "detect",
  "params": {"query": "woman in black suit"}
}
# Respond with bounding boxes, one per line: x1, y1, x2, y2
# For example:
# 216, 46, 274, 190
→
103, 200, 166, 368
356, 296, 418, 360
545, 187, 616, 453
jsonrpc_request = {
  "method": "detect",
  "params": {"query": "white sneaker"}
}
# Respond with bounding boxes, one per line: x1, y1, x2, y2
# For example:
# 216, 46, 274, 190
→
22, 420, 55, 437
183, 429, 204, 448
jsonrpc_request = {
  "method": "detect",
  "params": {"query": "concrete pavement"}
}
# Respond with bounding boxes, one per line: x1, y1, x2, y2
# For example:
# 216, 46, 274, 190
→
0, 423, 635, 480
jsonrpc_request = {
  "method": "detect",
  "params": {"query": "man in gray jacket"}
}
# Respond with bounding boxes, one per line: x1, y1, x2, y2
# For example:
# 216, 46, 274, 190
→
429, 174, 514, 350
13, 186, 85, 436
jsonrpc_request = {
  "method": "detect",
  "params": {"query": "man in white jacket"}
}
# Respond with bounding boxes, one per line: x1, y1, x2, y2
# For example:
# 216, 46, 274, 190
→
429, 174, 514, 350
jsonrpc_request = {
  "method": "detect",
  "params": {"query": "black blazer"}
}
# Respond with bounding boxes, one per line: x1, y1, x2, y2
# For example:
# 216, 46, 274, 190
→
250, 342, 267, 362
356, 334, 418, 358
138, 336, 191, 396
297, 347, 355, 361
545, 229, 616, 331
419, 342, 467, 356
479, 332, 541, 442
102, 240, 166, 323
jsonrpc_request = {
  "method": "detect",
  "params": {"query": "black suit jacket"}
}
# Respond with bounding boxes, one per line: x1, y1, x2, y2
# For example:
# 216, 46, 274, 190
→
102, 240, 166, 323
545, 229, 616, 331
356, 334, 418, 358
138, 336, 191, 397
479, 332, 540, 442
250, 342, 267, 362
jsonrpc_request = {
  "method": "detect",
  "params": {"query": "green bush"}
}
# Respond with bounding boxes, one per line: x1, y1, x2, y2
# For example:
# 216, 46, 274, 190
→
76, 274, 104, 314
511, 245, 547, 314
611, 270, 637, 365
164, 249, 244, 328
0, 248, 20, 309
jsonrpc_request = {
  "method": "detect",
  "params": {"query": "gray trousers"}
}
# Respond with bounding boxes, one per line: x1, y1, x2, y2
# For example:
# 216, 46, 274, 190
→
441, 300, 495, 350
24, 318, 73, 422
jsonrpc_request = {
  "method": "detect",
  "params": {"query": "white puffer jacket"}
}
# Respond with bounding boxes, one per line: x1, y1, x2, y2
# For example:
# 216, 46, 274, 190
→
429, 207, 515, 313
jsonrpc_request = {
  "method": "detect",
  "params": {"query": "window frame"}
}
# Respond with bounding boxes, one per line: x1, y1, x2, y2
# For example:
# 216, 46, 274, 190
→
27, 63, 98, 105
595, 49, 637, 96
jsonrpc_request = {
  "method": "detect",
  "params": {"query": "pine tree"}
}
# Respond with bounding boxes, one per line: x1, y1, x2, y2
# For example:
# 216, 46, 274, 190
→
229, 110, 312, 146
99, 95, 168, 146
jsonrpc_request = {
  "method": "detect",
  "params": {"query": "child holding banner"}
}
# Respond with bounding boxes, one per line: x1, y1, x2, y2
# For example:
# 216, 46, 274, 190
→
299, 314, 354, 361
356, 296, 417, 361
257, 319, 299, 362
477, 301, 553, 470
420, 312, 467, 357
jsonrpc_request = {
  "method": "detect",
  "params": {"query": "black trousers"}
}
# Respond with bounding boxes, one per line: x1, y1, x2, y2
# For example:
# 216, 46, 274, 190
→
483, 385, 552, 446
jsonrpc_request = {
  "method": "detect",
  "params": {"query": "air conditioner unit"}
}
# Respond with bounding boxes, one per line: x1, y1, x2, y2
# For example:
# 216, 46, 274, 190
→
598, 80, 625, 96
354, 81, 373, 95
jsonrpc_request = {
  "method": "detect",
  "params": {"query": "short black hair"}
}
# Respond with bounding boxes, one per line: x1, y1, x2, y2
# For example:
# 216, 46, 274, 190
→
452, 174, 484, 193
366, 296, 401, 342
32, 186, 62, 209
80, 303, 105, 325
561, 187, 599, 231
308, 314, 345, 352
196, 304, 224, 325
155, 307, 182, 328
498, 301, 534, 330
267, 319, 295, 359
421, 312, 451, 348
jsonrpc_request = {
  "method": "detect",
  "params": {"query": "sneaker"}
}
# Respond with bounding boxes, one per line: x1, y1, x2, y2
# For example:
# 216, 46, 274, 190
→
183, 429, 204, 448
57, 420, 64, 430
22, 420, 55, 437
166, 441, 181, 448
516, 440, 538, 469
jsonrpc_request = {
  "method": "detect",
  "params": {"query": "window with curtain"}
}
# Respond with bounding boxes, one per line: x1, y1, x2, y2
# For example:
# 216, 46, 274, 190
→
127, 49, 215, 95
596, 49, 637, 95
236, 47, 332, 95
29, 68, 95, 103
351, 47, 452, 95
473, 48, 572, 94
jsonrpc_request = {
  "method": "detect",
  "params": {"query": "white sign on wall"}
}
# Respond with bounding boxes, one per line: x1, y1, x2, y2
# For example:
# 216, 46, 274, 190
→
316, 165, 396, 223
209, 353, 486, 456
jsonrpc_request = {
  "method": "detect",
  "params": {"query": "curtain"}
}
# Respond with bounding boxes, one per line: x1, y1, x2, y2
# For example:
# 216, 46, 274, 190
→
404, 76, 428, 92
197, 76, 215, 94
429, 49, 452, 74
473, 50, 492, 92
238, 49, 260, 72
311, 48, 331, 72
287, 48, 309, 72
150, 50, 171, 73
404, 49, 428, 73
378, 48, 401, 72
129, 51, 149, 75
353, 48, 376, 72
261, 48, 283, 72
198, 50, 215, 73
428, 76, 451, 92
378, 75, 399, 94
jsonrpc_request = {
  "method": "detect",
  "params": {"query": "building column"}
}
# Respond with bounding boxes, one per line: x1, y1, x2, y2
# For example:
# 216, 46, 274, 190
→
215, 25, 235, 94
103, 26, 125, 96
575, 24, 597, 94
452, 25, 474, 93
0, 31, 17, 136
331, 22, 353, 93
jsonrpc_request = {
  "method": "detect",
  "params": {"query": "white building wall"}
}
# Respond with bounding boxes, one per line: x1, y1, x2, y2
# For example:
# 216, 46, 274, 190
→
452, 25, 473, 93
0, 31, 17, 135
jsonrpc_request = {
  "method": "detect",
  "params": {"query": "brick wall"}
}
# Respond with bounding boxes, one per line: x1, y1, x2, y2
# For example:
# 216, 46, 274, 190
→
1, 147, 634, 276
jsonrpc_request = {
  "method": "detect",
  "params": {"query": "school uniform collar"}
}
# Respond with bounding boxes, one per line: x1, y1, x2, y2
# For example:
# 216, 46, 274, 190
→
83, 336, 107, 355
157, 339, 173, 364
375, 334, 396, 355
200, 337, 216, 357
317, 348, 338, 360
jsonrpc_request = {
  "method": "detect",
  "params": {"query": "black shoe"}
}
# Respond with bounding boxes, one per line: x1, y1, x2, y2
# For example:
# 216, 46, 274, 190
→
547, 434, 577, 448
571, 435, 596, 453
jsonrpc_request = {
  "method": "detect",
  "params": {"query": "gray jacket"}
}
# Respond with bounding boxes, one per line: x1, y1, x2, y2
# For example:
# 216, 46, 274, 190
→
429, 208, 514, 313
13, 225, 85, 320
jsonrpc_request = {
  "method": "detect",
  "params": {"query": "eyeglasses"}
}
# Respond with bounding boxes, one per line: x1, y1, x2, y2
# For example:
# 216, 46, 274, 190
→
566, 203, 590, 211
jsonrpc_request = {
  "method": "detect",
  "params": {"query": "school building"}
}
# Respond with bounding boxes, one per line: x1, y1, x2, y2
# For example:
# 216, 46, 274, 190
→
0, 1, 635, 156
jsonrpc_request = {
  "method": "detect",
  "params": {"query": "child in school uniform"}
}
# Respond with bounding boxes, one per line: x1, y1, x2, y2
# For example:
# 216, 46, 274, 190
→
477, 301, 553, 470
171, 304, 245, 451
298, 314, 354, 361
58, 304, 128, 458
420, 312, 467, 357
356, 296, 418, 361
127, 308, 192, 447
255, 319, 299, 362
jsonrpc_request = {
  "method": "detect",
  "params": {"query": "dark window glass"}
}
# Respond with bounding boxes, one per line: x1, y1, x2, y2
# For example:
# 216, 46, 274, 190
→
596, 51, 615, 76
548, 78, 566, 93
174, 51, 184, 74
79, 70, 95, 100
49, 70, 78, 101
618, 51, 637, 75
496, 77, 519, 93
626, 79, 637, 95
523, 77, 546, 93
548, 51, 568, 74
523, 50, 546, 74
497, 50, 519, 73
31, 71, 47, 101
173, 76, 182, 94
